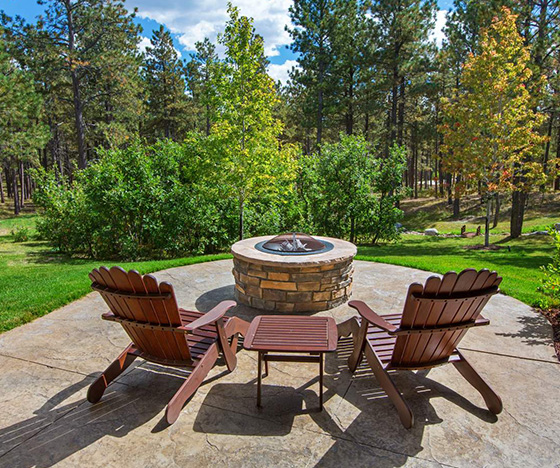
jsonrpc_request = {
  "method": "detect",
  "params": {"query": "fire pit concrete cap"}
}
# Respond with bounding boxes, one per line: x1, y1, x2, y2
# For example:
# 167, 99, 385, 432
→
231, 235, 357, 267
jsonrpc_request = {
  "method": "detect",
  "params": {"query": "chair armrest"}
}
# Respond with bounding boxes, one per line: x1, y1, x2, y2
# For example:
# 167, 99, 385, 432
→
348, 300, 398, 333
101, 311, 116, 321
474, 315, 490, 327
181, 300, 237, 331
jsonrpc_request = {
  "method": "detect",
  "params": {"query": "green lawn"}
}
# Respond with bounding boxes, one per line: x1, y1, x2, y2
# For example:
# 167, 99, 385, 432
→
357, 234, 553, 307
0, 214, 554, 334
0, 214, 231, 333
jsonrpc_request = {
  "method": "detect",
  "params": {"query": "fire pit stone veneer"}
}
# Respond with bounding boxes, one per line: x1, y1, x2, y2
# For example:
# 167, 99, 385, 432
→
231, 235, 357, 312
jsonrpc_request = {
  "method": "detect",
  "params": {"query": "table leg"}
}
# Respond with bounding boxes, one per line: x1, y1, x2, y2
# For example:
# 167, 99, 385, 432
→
257, 351, 262, 408
319, 352, 324, 411
264, 352, 269, 376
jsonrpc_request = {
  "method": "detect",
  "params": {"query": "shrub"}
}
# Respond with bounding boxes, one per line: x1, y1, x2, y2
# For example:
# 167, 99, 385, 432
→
537, 228, 560, 309
301, 135, 406, 244
34, 139, 240, 259
11, 226, 29, 242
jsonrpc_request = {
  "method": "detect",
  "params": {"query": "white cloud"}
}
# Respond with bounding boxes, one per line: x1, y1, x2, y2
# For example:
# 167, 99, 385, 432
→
137, 35, 182, 58
268, 59, 298, 84
137, 36, 151, 53
126, 0, 293, 57
431, 10, 448, 47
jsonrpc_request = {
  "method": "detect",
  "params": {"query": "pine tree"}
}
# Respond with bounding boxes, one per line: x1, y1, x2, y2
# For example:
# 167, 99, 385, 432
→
287, 0, 336, 149
441, 7, 549, 244
185, 38, 218, 136
143, 25, 192, 141
0, 31, 48, 214
4, 0, 143, 170
369, 0, 437, 150
330, 0, 369, 136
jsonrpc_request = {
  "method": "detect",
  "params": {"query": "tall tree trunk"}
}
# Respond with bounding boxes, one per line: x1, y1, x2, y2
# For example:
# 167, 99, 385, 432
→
414, 142, 418, 199
397, 76, 405, 146
19, 161, 25, 208
510, 190, 527, 238
555, 124, 560, 190
493, 193, 500, 228
453, 175, 461, 218
484, 197, 491, 247
238, 198, 244, 241
13, 169, 20, 215
0, 170, 4, 204
5, 167, 12, 199
65, 0, 87, 169
543, 112, 554, 174
389, 67, 398, 145
71, 73, 87, 169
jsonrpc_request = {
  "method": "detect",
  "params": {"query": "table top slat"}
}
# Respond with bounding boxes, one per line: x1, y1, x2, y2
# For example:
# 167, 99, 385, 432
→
244, 315, 337, 352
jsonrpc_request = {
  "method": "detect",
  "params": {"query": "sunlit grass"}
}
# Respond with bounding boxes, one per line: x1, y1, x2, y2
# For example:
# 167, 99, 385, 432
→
357, 234, 553, 307
0, 214, 231, 332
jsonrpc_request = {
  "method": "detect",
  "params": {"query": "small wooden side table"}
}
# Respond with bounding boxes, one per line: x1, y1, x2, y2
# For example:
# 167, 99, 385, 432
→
243, 315, 338, 410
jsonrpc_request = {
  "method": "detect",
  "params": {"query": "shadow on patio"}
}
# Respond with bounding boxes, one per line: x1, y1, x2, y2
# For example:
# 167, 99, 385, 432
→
0, 363, 229, 468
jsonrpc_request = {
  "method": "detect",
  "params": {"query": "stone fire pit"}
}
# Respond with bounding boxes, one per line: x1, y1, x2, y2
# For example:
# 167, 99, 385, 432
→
231, 234, 357, 312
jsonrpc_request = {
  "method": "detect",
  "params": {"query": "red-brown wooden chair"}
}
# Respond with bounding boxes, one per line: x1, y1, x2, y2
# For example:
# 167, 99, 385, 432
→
343, 268, 503, 429
87, 266, 249, 424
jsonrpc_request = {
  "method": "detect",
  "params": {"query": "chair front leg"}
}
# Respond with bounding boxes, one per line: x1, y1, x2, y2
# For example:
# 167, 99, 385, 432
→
87, 343, 137, 404
337, 317, 359, 338
216, 318, 238, 372
348, 319, 368, 372
365, 345, 414, 429
166, 344, 219, 424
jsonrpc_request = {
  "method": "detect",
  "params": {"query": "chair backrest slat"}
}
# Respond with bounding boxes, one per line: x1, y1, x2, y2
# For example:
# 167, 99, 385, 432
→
90, 266, 192, 363
390, 269, 501, 368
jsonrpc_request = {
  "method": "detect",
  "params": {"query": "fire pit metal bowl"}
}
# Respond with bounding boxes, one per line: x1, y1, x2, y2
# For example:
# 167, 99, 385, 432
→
255, 232, 334, 256
231, 234, 357, 313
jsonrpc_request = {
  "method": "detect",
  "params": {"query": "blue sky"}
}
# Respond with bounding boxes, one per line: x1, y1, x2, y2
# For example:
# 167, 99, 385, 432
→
1, 0, 454, 83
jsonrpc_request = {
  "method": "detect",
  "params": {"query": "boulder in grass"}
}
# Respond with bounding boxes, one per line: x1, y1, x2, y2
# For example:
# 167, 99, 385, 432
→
424, 228, 439, 236
555, 223, 560, 232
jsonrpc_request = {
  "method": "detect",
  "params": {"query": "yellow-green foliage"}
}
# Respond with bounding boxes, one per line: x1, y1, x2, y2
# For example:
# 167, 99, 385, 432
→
441, 7, 550, 196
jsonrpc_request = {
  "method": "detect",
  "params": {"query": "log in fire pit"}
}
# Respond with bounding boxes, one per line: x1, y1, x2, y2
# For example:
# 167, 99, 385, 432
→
231, 233, 357, 312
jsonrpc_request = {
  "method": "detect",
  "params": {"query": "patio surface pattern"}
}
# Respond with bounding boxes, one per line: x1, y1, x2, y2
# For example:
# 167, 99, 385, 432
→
0, 260, 558, 467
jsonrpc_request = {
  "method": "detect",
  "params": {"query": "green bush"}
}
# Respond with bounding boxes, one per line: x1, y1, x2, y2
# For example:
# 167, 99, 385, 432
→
34, 139, 239, 259
300, 135, 406, 244
11, 226, 30, 242
537, 228, 560, 309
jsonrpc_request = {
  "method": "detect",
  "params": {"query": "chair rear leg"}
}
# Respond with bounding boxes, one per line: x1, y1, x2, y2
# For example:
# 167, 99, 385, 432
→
87, 344, 137, 404
452, 350, 503, 414
165, 345, 219, 424
364, 345, 414, 429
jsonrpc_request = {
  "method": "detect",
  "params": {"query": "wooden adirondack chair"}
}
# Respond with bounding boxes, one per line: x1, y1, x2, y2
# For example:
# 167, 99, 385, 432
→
343, 268, 503, 429
88, 266, 249, 424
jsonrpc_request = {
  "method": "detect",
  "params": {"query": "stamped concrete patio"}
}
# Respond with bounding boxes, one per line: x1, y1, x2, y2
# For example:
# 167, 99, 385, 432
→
0, 260, 558, 467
